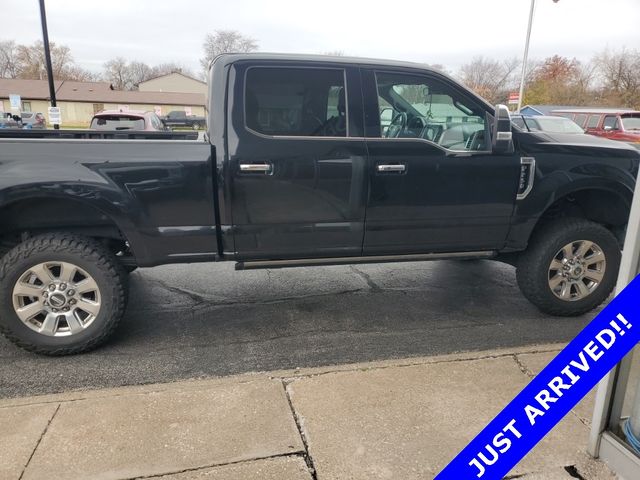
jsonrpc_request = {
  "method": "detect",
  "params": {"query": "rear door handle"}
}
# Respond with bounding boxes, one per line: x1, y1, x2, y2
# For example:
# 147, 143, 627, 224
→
377, 164, 406, 173
239, 163, 273, 174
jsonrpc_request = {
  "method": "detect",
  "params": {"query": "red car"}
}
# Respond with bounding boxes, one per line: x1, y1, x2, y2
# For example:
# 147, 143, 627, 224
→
90, 110, 169, 131
552, 108, 640, 145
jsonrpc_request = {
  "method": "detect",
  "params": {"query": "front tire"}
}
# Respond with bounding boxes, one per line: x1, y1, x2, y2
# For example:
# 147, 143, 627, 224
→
516, 218, 620, 316
0, 234, 127, 355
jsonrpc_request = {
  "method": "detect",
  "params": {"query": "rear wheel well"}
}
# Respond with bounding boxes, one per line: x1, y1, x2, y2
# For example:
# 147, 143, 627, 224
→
0, 198, 135, 265
537, 189, 630, 244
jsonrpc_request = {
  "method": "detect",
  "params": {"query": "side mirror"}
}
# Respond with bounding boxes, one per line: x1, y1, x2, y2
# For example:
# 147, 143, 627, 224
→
492, 104, 514, 154
603, 125, 613, 131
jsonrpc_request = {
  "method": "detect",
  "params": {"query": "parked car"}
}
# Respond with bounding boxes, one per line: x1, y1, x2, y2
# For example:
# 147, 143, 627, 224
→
161, 110, 206, 130
0, 114, 21, 129
90, 110, 169, 131
511, 114, 584, 134
0, 53, 638, 355
20, 112, 47, 129
551, 108, 640, 146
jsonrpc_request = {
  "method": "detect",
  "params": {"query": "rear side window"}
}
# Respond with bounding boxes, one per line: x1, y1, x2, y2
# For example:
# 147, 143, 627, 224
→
573, 114, 587, 127
586, 115, 600, 129
245, 67, 347, 137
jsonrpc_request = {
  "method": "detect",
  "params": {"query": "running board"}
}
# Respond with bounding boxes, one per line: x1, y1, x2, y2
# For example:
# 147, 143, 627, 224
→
235, 251, 496, 270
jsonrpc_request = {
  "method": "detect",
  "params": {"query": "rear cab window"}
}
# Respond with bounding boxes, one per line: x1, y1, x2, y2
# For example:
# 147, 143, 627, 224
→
245, 67, 347, 137
91, 116, 145, 130
603, 115, 619, 130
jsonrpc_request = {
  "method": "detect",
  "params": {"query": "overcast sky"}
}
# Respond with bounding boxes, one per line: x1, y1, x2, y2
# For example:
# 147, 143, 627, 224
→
3, 0, 639, 76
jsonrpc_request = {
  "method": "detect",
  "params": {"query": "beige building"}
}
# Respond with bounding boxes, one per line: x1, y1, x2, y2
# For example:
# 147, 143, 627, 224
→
138, 72, 206, 95
0, 78, 206, 127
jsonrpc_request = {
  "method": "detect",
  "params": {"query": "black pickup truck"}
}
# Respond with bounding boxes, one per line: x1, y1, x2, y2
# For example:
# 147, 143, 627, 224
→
0, 53, 638, 355
161, 110, 206, 130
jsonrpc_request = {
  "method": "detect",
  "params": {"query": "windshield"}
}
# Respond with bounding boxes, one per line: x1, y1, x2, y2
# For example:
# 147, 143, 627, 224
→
525, 116, 584, 134
91, 115, 145, 130
621, 115, 640, 131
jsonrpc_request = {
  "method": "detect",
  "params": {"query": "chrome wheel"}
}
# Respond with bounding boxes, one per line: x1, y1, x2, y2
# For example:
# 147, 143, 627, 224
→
548, 240, 606, 302
12, 262, 101, 337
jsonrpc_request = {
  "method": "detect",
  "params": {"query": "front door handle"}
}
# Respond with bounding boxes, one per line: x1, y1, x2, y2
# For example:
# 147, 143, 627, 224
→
239, 163, 273, 174
377, 164, 406, 173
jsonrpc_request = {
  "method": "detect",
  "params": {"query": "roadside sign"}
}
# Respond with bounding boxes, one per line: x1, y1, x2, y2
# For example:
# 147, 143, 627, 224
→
48, 106, 61, 125
9, 94, 21, 110
508, 92, 519, 105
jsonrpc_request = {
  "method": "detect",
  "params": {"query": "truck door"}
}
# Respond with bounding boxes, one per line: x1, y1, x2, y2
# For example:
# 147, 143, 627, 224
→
226, 62, 368, 260
360, 69, 521, 255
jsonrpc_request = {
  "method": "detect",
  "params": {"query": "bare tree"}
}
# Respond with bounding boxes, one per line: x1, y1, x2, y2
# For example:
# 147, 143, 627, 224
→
150, 62, 195, 79
200, 30, 258, 73
457, 56, 520, 104
595, 48, 640, 108
0, 40, 19, 78
103, 57, 131, 90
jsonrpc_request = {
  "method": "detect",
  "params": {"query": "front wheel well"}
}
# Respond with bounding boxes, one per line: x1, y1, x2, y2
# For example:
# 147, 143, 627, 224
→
537, 189, 630, 244
0, 198, 135, 265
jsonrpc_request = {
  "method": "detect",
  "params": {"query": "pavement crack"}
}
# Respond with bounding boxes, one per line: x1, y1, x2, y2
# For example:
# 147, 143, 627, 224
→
282, 380, 319, 480
349, 265, 382, 292
19, 403, 60, 480
512, 354, 535, 378
128, 452, 309, 479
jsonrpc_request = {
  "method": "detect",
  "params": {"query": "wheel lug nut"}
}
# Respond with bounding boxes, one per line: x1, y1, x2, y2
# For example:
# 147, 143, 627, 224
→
48, 284, 56, 291
43, 292, 48, 298
63, 306, 70, 312
67, 289, 75, 296
59, 283, 67, 291
52, 308, 58, 313
69, 299, 76, 305
43, 301, 49, 306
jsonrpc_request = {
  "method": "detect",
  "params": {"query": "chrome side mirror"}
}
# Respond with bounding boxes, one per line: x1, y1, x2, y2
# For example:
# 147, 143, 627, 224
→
492, 104, 514, 154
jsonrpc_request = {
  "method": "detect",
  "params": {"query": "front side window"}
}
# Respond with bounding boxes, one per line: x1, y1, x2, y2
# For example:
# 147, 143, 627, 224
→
603, 115, 618, 130
245, 67, 347, 137
375, 72, 487, 151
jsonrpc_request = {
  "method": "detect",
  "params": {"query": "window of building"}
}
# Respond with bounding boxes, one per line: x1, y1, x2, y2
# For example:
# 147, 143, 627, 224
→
22, 101, 32, 112
245, 67, 347, 137
603, 115, 619, 130
375, 72, 487, 151
586, 114, 601, 129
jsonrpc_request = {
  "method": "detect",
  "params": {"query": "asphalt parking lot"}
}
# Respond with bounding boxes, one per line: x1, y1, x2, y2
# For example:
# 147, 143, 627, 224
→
0, 259, 601, 398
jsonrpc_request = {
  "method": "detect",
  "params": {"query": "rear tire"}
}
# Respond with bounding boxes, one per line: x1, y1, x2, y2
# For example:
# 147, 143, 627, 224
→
0, 233, 127, 355
516, 218, 620, 316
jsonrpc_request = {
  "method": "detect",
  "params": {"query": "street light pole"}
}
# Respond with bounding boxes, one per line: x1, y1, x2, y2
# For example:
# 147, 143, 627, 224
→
516, 0, 536, 112
38, 0, 59, 129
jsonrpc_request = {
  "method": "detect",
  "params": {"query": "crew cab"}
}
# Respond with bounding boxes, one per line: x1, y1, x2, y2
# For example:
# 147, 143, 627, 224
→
0, 53, 638, 355
161, 110, 206, 130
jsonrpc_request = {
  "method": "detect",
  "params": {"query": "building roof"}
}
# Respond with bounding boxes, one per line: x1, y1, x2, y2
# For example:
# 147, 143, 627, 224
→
0, 78, 205, 106
138, 71, 205, 86
520, 104, 637, 115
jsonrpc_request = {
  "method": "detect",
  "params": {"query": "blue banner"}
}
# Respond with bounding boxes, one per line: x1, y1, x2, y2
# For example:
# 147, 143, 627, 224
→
436, 275, 640, 480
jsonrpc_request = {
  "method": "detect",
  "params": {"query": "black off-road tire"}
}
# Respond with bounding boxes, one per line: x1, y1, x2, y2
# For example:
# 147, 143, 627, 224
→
0, 234, 127, 355
516, 218, 621, 316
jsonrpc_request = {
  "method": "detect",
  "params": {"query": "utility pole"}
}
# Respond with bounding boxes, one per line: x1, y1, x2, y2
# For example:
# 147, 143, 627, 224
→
517, 0, 560, 112
516, 0, 536, 112
38, 0, 59, 129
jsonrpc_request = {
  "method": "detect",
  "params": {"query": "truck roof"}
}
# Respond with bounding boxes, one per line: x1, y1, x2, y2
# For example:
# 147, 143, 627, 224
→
552, 108, 639, 115
212, 53, 493, 110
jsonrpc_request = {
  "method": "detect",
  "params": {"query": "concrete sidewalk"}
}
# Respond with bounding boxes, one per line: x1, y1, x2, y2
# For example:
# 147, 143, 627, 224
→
0, 344, 617, 480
